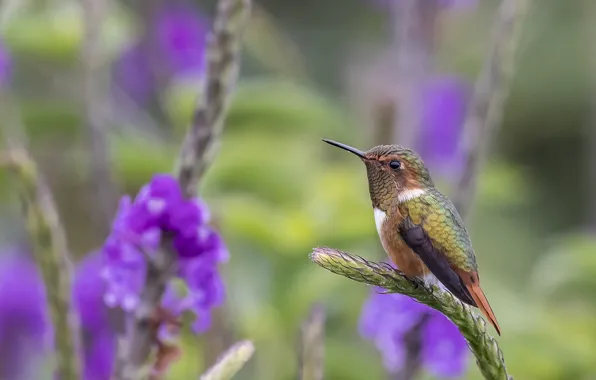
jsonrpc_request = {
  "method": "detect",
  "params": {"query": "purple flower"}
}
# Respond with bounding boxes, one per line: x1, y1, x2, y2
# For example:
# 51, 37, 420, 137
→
83, 331, 116, 380
359, 289, 469, 378
113, 2, 208, 104
112, 44, 154, 105
101, 173, 228, 333
0, 41, 11, 86
416, 76, 471, 174
0, 252, 49, 380
154, 3, 209, 76
0, 249, 117, 379
74, 252, 116, 380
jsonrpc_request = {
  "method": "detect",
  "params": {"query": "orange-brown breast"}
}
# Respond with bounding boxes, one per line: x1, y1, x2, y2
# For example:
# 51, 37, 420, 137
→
377, 205, 430, 278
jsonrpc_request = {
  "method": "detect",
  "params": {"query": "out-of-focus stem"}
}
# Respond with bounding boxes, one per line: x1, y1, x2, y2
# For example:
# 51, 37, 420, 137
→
200, 340, 255, 380
82, 0, 116, 235
373, 101, 396, 146
392, 314, 429, 380
176, 0, 251, 198
390, 0, 438, 147
114, 246, 176, 380
586, 0, 596, 230
453, 0, 530, 217
1, 145, 81, 380
297, 304, 326, 380
589, 95, 596, 229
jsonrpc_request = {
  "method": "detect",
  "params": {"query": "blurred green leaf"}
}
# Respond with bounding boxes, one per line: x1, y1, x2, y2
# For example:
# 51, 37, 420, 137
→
476, 161, 531, 206
169, 333, 205, 378
4, 3, 82, 61
165, 78, 349, 136
243, 5, 308, 79
202, 131, 318, 205
326, 339, 384, 380
3, 1, 133, 62
529, 232, 596, 301
20, 101, 81, 138
111, 135, 176, 192
307, 165, 374, 245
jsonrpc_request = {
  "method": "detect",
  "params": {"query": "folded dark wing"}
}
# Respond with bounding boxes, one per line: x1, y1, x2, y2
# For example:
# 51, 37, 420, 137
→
399, 219, 476, 307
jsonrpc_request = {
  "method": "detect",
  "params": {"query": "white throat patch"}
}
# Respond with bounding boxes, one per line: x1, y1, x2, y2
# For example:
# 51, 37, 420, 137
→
397, 188, 426, 204
373, 208, 386, 235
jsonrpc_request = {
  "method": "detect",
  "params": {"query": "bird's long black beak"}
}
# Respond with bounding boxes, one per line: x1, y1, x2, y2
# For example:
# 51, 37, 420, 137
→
322, 139, 366, 159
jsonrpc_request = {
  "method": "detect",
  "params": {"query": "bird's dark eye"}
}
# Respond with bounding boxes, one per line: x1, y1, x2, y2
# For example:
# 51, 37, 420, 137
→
389, 160, 401, 170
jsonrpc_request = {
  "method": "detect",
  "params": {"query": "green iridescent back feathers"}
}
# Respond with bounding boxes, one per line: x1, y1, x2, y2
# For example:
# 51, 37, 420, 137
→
398, 189, 478, 272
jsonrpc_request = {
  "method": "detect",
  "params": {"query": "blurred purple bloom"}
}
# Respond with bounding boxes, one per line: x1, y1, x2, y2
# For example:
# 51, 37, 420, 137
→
416, 76, 471, 174
0, 41, 11, 86
83, 331, 116, 380
113, 44, 154, 105
74, 252, 116, 380
155, 3, 209, 76
113, 2, 208, 104
0, 250, 117, 379
0, 253, 49, 379
101, 173, 227, 333
359, 289, 468, 378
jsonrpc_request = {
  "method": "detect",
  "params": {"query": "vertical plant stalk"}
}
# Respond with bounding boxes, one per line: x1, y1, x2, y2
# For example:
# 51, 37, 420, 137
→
176, 0, 251, 198
373, 101, 396, 147
140, 0, 170, 124
113, 0, 251, 379
390, 0, 438, 147
1, 146, 81, 380
297, 304, 326, 380
114, 244, 177, 380
82, 0, 117, 234
202, 307, 236, 372
588, 95, 596, 229
392, 314, 429, 380
587, 0, 596, 230
453, 0, 530, 217
199, 340, 255, 380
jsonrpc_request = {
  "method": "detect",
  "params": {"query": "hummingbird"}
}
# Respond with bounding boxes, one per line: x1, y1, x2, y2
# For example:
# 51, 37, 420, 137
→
322, 139, 501, 335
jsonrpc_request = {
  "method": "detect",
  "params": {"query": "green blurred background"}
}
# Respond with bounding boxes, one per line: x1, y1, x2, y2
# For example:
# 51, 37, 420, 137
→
2, 0, 596, 379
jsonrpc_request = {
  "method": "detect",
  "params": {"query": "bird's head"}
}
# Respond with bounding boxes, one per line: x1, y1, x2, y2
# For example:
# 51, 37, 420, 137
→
323, 139, 434, 211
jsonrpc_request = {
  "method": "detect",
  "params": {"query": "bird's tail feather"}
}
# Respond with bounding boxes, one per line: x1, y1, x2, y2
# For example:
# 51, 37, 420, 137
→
466, 282, 501, 336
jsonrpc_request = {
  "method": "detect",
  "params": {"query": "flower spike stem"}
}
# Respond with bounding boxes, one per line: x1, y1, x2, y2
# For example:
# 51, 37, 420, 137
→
310, 247, 512, 380
199, 340, 255, 380
176, 0, 252, 198
1, 147, 82, 380
298, 304, 326, 380
453, 0, 530, 216
114, 245, 177, 380
114, 0, 251, 378
82, 0, 116, 234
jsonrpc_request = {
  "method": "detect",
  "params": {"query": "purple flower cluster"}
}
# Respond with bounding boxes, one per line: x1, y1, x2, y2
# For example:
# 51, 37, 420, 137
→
416, 76, 471, 174
154, 4, 209, 76
0, 250, 115, 379
113, 2, 208, 104
0, 253, 49, 379
0, 176, 226, 377
74, 252, 117, 380
360, 289, 469, 378
101, 174, 227, 332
